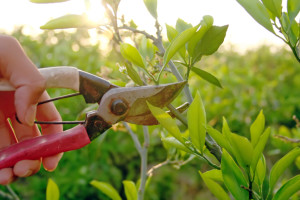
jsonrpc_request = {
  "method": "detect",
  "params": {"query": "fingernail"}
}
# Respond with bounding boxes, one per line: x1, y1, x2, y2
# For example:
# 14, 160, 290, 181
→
22, 169, 32, 177
25, 105, 37, 126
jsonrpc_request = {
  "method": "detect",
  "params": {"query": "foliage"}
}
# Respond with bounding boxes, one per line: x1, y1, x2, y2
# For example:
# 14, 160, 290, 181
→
236, 0, 300, 62
1, 0, 300, 199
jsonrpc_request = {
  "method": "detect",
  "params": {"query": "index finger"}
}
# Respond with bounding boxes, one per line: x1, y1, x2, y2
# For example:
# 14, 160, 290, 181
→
35, 92, 63, 171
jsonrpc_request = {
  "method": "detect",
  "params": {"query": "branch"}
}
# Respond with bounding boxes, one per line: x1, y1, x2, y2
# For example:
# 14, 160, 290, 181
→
138, 126, 150, 200
123, 122, 142, 154
118, 25, 158, 43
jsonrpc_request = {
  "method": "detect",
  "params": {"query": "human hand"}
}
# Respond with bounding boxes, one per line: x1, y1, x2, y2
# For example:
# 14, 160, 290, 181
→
0, 35, 63, 185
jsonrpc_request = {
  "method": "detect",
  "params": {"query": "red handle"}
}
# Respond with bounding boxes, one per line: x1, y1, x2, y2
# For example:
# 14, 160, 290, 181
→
0, 125, 91, 169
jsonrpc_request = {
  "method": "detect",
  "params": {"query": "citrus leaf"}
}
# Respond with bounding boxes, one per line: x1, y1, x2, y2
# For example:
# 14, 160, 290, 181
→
191, 67, 222, 88
199, 171, 230, 200
230, 132, 253, 166
207, 125, 232, 154
261, 0, 282, 18
90, 180, 122, 200
123, 180, 137, 200
250, 110, 265, 147
162, 137, 192, 153
221, 149, 249, 200
147, 102, 184, 143
163, 26, 198, 67
124, 63, 144, 86
188, 91, 206, 152
287, 0, 300, 21
222, 118, 246, 167
272, 175, 300, 200
120, 43, 146, 69
251, 127, 270, 171
46, 178, 60, 200
143, 0, 157, 18
192, 25, 228, 63
254, 156, 267, 187
40, 14, 98, 29
176, 18, 193, 33
166, 24, 178, 42
236, 0, 275, 33
269, 147, 300, 194
187, 15, 213, 55
203, 169, 223, 182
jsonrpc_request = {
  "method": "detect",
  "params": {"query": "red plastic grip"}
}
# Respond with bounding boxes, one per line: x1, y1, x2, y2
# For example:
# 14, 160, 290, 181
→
0, 125, 91, 169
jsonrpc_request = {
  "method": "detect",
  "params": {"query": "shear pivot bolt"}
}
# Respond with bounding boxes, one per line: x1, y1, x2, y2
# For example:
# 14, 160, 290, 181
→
111, 99, 128, 115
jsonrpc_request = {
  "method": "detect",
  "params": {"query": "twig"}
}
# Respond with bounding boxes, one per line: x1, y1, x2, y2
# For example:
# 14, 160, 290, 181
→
118, 25, 158, 43
123, 122, 142, 154
274, 135, 300, 143
0, 190, 13, 200
147, 155, 196, 176
138, 126, 150, 200
6, 186, 19, 200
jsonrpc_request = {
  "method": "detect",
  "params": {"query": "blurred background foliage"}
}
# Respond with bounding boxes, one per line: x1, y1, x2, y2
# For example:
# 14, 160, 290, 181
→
0, 27, 300, 199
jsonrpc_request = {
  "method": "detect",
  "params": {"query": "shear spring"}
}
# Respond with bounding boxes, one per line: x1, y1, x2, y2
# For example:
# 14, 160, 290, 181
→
16, 92, 85, 125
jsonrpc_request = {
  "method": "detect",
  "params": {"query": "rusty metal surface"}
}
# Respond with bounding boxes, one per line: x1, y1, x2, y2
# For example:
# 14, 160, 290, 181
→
92, 81, 186, 125
79, 70, 117, 103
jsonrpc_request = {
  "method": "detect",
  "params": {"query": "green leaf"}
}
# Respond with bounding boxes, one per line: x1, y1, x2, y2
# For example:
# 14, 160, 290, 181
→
273, 175, 300, 200
147, 103, 184, 143
203, 169, 223, 182
143, 0, 157, 18
46, 178, 60, 200
199, 171, 230, 200
124, 63, 144, 86
161, 137, 192, 153
281, 13, 299, 46
187, 15, 214, 56
236, 0, 275, 33
188, 91, 206, 153
123, 180, 137, 200
30, 0, 69, 3
120, 43, 146, 69
40, 14, 98, 29
221, 149, 249, 200
222, 118, 247, 167
230, 132, 253, 166
191, 67, 222, 88
166, 24, 178, 42
90, 180, 122, 200
269, 147, 300, 194
261, 0, 282, 18
207, 125, 233, 154
140, 37, 156, 60
250, 110, 265, 147
287, 0, 300, 22
163, 26, 198, 67
251, 127, 270, 171
109, 79, 127, 87
254, 156, 267, 187
176, 18, 193, 33
192, 25, 228, 63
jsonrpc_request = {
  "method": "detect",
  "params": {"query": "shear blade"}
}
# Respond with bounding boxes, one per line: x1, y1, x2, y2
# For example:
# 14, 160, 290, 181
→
124, 81, 187, 125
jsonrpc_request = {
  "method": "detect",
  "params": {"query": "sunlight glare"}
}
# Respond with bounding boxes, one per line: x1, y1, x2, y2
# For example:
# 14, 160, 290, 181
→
85, 0, 107, 24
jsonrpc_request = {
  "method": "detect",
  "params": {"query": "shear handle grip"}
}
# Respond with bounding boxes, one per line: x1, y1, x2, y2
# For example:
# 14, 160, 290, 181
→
0, 66, 80, 91
0, 125, 90, 169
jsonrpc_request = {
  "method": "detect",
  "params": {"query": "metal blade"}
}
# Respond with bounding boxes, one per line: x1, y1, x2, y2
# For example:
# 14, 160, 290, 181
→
96, 81, 187, 125
126, 102, 190, 125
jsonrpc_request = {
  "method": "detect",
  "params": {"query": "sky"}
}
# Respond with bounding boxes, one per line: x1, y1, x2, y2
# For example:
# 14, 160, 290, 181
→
0, 0, 288, 51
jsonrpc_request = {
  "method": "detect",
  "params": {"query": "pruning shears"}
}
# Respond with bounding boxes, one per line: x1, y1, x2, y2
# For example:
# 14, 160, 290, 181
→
0, 67, 186, 169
